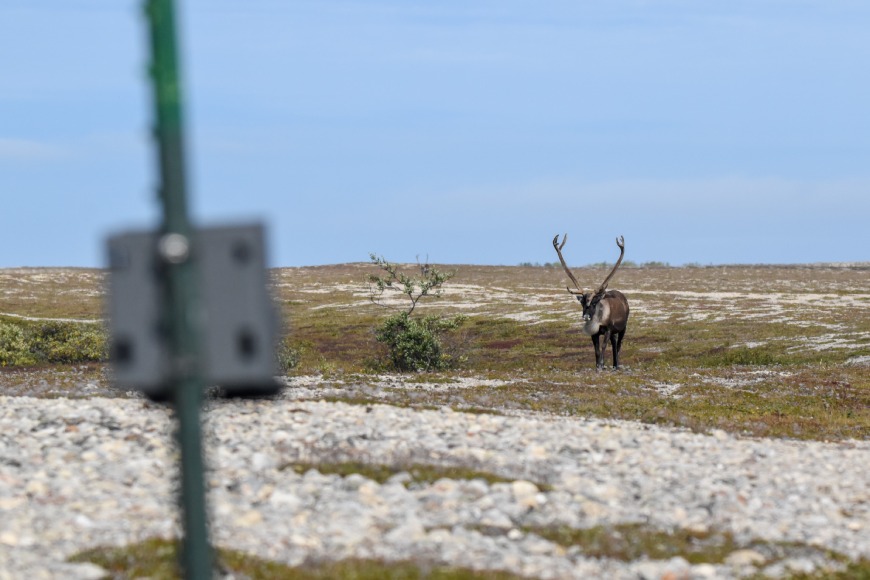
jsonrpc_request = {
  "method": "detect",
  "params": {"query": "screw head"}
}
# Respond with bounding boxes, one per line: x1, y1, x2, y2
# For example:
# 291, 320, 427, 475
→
158, 233, 190, 264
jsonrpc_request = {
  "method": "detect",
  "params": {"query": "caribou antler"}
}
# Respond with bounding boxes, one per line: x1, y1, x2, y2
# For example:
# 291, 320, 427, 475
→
596, 236, 625, 295
552, 234, 584, 295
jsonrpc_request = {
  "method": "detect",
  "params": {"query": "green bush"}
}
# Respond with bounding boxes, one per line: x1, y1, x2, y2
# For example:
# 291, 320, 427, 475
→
31, 322, 108, 363
276, 340, 301, 372
0, 322, 38, 366
375, 311, 465, 372
368, 253, 466, 372
0, 318, 107, 366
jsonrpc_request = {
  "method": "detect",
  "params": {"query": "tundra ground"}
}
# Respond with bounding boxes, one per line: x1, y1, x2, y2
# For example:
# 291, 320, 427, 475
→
2, 263, 867, 440
1, 264, 869, 579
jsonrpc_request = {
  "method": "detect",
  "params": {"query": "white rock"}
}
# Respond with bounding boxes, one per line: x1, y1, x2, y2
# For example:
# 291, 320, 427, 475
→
511, 480, 539, 498
725, 549, 766, 567
251, 452, 275, 471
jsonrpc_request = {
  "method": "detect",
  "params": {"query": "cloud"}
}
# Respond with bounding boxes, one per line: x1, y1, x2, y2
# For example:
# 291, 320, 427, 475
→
0, 138, 65, 161
432, 176, 870, 214
0, 133, 145, 164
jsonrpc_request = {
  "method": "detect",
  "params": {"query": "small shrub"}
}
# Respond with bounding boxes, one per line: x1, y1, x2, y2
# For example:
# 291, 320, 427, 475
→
276, 340, 302, 373
0, 322, 38, 366
368, 254, 466, 372
0, 318, 107, 366
31, 322, 108, 363
375, 312, 465, 372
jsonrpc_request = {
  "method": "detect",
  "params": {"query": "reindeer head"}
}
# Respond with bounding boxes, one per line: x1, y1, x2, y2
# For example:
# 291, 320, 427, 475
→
577, 291, 605, 321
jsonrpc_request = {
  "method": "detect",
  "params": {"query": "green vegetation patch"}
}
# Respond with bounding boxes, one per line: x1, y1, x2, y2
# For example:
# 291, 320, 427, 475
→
701, 345, 784, 367
368, 254, 467, 372
276, 339, 302, 372
461, 367, 870, 440
523, 524, 869, 577
788, 562, 870, 580
278, 461, 550, 491
69, 537, 524, 579
527, 524, 739, 564
296, 366, 870, 441
375, 312, 467, 372
0, 316, 107, 367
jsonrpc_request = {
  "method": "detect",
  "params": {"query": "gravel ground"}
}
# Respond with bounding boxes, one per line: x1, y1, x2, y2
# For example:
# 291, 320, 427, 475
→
1, 380, 869, 579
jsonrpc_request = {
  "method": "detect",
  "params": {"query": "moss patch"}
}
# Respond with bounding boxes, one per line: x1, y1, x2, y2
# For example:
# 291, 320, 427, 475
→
69, 537, 525, 579
279, 461, 551, 491
523, 523, 869, 576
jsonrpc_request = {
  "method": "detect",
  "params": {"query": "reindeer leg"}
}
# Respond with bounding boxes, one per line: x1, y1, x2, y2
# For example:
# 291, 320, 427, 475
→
610, 332, 622, 369
601, 328, 611, 369
591, 334, 602, 369
614, 330, 625, 369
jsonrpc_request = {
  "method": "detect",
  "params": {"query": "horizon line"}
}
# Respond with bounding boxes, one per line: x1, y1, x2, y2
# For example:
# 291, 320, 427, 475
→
2, 261, 869, 271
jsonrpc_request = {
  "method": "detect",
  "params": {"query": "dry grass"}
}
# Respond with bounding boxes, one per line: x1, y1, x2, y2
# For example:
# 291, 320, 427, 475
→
0, 268, 104, 321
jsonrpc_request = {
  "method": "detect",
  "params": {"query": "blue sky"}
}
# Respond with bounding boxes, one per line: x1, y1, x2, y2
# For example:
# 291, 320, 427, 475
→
2, 1, 868, 267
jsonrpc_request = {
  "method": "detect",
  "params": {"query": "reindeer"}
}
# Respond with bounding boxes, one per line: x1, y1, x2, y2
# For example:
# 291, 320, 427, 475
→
416, 253, 430, 277
552, 234, 630, 369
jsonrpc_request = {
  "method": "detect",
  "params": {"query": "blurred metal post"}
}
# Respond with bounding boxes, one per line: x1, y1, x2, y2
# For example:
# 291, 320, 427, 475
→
144, 0, 213, 577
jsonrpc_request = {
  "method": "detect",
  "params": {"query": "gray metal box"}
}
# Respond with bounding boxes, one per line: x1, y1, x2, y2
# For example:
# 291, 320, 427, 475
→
197, 224, 279, 396
106, 224, 280, 398
106, 231, 170, 396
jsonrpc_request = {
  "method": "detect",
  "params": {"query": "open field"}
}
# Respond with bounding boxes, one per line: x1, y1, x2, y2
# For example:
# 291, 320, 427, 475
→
1, 263, 869, 578
2, 263, 868, 440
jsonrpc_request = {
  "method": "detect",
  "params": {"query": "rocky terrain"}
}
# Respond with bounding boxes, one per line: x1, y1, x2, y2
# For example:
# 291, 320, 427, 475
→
0, 381, 868, 579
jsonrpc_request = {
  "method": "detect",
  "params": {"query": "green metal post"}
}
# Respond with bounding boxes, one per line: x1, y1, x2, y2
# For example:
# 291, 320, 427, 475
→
144, 0, 213, 578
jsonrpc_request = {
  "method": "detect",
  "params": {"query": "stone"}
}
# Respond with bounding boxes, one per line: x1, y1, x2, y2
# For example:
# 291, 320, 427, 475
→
235, 509, 264, 527
691, 563, 719, 578
725, 549, 766, 567
251, 452, 275, 470
511, 480, 539, 498
269, 490, 301, 509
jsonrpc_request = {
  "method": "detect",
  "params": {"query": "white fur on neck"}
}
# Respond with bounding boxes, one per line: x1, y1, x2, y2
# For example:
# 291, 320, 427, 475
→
581, 299, 610, 336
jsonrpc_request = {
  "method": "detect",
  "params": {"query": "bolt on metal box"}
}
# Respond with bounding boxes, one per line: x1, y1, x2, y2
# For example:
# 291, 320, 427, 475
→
106, 224, 281, 399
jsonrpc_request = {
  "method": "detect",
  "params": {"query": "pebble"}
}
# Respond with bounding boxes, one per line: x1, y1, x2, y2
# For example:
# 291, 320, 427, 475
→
724, 549, 766, 567
0, 392, 868, 579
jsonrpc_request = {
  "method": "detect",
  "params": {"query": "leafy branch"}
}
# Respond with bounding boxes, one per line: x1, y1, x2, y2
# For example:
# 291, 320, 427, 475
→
368, 253, 454, 316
